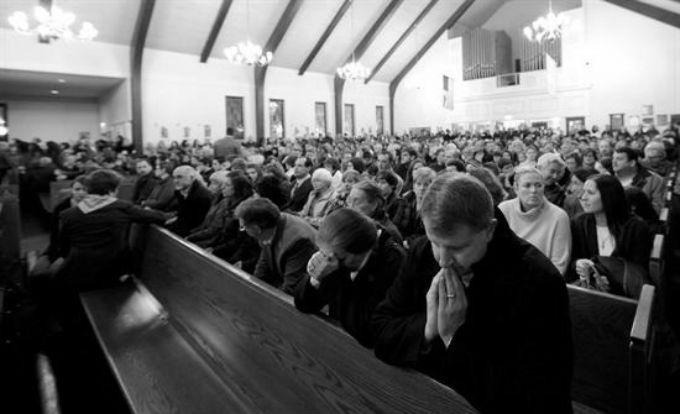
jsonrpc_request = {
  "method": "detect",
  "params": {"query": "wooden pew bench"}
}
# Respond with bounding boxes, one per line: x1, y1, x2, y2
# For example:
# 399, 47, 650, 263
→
569, 284, 655, 414
81, 226, 475, 414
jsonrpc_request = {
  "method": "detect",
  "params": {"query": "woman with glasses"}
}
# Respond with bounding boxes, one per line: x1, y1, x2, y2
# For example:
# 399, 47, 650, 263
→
295, 208, 405, 348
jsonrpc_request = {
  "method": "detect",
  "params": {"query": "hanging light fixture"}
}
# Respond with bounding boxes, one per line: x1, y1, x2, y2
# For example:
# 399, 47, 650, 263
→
8, 3, 98, 42
337, 0, 371, 81
523, 0, 569, 42
224, 0, 272, 66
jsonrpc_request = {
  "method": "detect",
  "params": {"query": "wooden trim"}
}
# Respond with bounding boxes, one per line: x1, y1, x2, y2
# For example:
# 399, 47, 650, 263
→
651, 233, 664, 260
298, 0, 351, 76
365, 0, 438, 84
389, 0, 475, 133
255, 0, 303, 140
604, 0, 680, 30
334, 0, 404, 135
630, 284, 655, 342
199, 0, 234, 63
130, 0, 156, 154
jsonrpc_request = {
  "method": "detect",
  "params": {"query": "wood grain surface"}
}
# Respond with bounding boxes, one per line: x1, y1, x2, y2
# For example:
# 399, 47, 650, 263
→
137, 226, 476, 414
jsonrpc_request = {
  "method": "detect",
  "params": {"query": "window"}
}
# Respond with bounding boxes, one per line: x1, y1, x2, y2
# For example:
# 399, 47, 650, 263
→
315, 102, 327, 136
376, 106, 384, 135
344, 103, 355, 136
269, 99, 285, 138
225, 96, 244, 139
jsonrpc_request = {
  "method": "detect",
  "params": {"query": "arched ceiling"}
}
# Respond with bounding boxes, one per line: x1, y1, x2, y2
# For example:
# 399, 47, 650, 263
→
1, 0, 678, 85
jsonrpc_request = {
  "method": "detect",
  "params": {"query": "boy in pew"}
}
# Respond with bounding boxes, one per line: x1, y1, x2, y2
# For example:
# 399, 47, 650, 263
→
235, 197, 317, 295
372, 173, 573, 413
52, 169, 166, 324
294, 208, 405, 348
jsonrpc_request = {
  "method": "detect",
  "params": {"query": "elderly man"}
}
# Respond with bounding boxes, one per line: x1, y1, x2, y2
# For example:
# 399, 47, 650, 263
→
372, 173, 572, 413
168, 165, 212, 237
236, 198, 317, 295
537, 153, 571, 207
642, 140, 673, 178
613, 147, 665, 214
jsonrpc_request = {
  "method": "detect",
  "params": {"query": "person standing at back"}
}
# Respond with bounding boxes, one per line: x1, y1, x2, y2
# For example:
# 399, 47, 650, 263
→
213, 127, 243, 159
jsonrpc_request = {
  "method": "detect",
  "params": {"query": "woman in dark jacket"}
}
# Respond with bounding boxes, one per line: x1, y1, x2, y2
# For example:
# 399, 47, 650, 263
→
295, 208, 405, 347
570, 175, 652, 297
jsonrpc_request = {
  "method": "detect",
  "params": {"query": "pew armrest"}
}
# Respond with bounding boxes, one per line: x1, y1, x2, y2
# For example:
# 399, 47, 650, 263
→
630, 284, 655, 343
36, 353, 60, 414
26, 250, 38, 273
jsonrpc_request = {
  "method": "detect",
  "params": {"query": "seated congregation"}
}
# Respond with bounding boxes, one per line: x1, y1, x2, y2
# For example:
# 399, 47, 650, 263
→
8, 122, 678, 413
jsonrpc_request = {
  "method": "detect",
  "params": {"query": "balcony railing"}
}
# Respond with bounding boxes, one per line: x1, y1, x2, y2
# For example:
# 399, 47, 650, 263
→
496, 73, 520, 87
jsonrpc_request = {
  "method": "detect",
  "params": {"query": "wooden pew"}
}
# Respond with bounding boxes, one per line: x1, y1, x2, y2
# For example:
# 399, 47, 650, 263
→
0, 192, 22, 285
36, 353, 61, 414
569, 284, 655, 414
81, 226, 475, 414
649, 234, 665, 286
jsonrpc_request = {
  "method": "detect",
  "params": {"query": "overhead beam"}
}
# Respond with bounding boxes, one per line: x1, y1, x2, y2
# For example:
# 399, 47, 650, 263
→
130, 0, 157, 154
603, 0, 680, 29
389, 0, 474, 135
298, 0, 351, 76
255, 0, 304, 141
365, 0, 438, 84
38, 0, 53, 43
200, 0, 234, 63
334, 0, 404, 136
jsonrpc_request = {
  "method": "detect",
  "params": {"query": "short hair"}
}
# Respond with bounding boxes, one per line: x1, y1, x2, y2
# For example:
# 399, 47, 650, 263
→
376, 170, 399, 189
255, 174, 288, 209
317, 208, 377, 255
468, 168, 507, 206
644, 140, 666, 157
565, 152, 582, 166
421, 173, 493, 233
513, 165, 544, 186
311, 168, 333, 183
572, 168, 596, 183
86, 169, 122, 195
323, 157, 340, 172
342, 169, 361, 183
537, 153, 566, 169
228, 170, 254, 201
297, 156, 314, 169
446, 159, 466, 172
209, 170, 229, 183
136, 158, 151, 166
413, 166, 437, 185
614, 147, 639, 163
235, 197, 281, 229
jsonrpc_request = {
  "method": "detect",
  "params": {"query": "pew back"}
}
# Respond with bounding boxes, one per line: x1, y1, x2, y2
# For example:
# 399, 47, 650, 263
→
569, 284, 654, 414
138, 226, 473, 413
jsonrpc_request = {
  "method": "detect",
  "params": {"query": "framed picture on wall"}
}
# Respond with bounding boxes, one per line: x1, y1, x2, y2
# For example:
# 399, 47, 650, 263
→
566, 116, 585, 135
225, 96, 245, 139
609, 113, 624, 131
315, 102, 327, 135
161, 126, 168, 139
344, 104, 355, 136
269, 99, 285, 139
376, 105, 384, 135
204, 125, 211, 138
656, 114, 669, 127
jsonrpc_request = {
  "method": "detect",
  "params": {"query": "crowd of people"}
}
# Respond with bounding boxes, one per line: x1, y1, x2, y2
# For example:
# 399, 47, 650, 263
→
2, 120, 679, 411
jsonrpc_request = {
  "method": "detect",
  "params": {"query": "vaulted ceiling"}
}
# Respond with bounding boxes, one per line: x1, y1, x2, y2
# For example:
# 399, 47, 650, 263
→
0, 0, 678, 85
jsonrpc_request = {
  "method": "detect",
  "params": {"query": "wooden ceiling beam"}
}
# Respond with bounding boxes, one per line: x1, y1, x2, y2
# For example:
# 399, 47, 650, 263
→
255, 0, 304, 141
389, 0, 474, 135
130, 0, 157, 154
298, 0, 352, 76
334, 0, 404, 135
604, 0, 680, 30
364, 0, 438, 84
200, 0, 235, 63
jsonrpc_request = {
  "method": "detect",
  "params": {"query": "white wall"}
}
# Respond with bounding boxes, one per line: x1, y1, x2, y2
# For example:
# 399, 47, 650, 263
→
0, 28, 130, 78
98, 79, 131, 131
3, 98, 100, 143
394, 0, 680, 132
393, 33, 457, 134
141, 48, 390, 144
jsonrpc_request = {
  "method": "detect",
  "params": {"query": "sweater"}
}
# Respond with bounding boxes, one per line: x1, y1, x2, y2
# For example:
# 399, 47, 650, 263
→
498, 197, 571, 275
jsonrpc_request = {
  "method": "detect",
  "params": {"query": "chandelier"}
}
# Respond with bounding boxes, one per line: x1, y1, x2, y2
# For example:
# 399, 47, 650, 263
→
337, 61, 371, 81
523, 0, 569, 42
8, 4, 98, 42
224, 0, 272, 66
336, 0, 371, 81
224, 40, 272, 66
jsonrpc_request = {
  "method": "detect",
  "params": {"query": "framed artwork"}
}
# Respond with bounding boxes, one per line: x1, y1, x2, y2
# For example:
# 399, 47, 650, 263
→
566, 116, 585, 135
442, 75, 453, 110
315, 102, 327, 135
204, 125, 212, 138
225, 96, 245, 139
161, 126, 168, 139
656, 114, 669, 127
376, 105, 384, 135
641, 105, 654, 116
609, 113, 624, 131
269, 99, 285, 139
183, 126, 191, 138
344, 104, 355, 136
